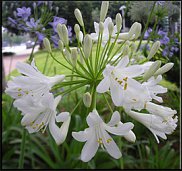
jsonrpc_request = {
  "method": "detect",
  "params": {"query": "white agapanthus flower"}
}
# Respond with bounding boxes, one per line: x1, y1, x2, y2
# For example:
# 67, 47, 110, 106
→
127, 109, 178, 143
142, 75, 167, 103
97, 56, 151, 111
14, 93, 71, 145
72, 110, 134, 162
90, 17, 117, 46
5, 59, 65, 100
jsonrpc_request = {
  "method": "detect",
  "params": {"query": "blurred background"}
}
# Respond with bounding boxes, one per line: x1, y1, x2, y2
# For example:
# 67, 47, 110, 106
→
2, 1, 181, 169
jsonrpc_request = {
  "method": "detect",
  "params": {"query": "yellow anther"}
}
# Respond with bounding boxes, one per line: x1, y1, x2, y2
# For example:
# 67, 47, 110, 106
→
32, 126, 37, 129
18, 94, 22, 97
162, 120, 167, 123
97, 138, 103, 144
18, 88, 22, 91
115, 78, 118, 81
118, 80, 123, 85
106, 138, 112, 143
124, 83, 128, 90
123, 77, 128, 81
25, 91, 29, 94
132, 99, 137, 102
30, 121, 34, 126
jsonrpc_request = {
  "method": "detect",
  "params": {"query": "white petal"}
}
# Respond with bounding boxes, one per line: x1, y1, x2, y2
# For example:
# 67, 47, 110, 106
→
53, 95, 62, 110
80, 129, 99, 162
101, 128, 122, 159
48, 75, 65, 87
79, 31, 83, 42
104, 122, 134, 136
107, 111, 120, 126
110, 80, 123, 106
72, 128, 90, 142
96, 77, 110, 93
116, 56, 129, 69
86, 109, 103, 127
56, 112, 70, 122
94, 22, 99, 34
123, 130, 136, 142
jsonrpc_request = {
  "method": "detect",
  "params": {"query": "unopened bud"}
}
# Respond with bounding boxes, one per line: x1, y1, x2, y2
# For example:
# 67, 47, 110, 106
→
13, 11, 17, 18
74, 8, 84, 26
147, 41, 160, 60
129, 22, 141, 40
100, 1, 109, 22
33, 2, 36, 9
74, 24, 80, 35
83, 92, 92, 107
61, 25, 69, 46
58, 40, 64, 51
143, 60, 161, 81
83, 35, 92, 58
124, 131, 136, 143
64, 48, 71, 62
154, 63, 174, 76
57, 23, 62, 39
56, 7, 59, 14
134, 23, 142, 39
99, 22, 104, 34
71, 48, 78, 67
108, 21, 114, 36
43, 38, 52, 53
116, 13, 122, 32
122, 45, 129, 56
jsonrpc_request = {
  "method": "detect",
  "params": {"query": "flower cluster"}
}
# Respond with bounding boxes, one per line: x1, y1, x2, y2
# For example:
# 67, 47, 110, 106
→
5, 1, 178, 162
144, 27, 179, 57
8, 2, 72, 47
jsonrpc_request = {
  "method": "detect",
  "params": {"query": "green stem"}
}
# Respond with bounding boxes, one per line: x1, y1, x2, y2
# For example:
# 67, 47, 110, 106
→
43, 53, 49, 74
89, 85, 97, 111
136, 2, 156, 51
28, 37, 38, 63
119, 139, 124, 169
103, 94, 113, 113
18, 129, 26, 169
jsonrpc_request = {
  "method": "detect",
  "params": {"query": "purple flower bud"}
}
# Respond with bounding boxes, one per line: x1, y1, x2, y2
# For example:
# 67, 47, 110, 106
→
16, 7, 31, 21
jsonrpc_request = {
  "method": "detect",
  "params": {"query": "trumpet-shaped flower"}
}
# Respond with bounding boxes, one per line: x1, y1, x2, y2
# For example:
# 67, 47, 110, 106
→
127, 109, 178, 143
90, 17, 117, 46
96, 56, 151, 111
142, 75, 167, 103
17, 7, 31, 20
72, 110, 134, 162
5, 59, 65, 100
14, 93, 71, 145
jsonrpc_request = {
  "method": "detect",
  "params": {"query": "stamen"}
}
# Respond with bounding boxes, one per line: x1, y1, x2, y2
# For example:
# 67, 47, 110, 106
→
97, 138, 103, 144
18, 93, 22, 97
124, 83, 127, 90
25, 91, 29, 94
123, 77, 128, 81
118, 80, 123, 85
18, 88, 22, 91
106, 138, 112, 143
132, 99, 137, 102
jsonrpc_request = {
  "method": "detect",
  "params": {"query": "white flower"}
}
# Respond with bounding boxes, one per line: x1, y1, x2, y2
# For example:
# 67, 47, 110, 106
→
72, 110, 134, 162
127, 110, 178, 143
142, 75, 167, 103
14, 93, 71, 145
96, 56, 151, 110
145, 101, 177, 121
90, 17, 117, 46
5, 59, 65, 99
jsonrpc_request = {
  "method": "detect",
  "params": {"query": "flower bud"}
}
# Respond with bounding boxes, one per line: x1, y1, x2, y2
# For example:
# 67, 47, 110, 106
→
74, 24, 80, 35
64, 48, 71, 62
83, 34, 92, 58
58, 40, 64, 51
57, 23, 62, 39
71, 48, 78, 67
83, 92, 92, 107
154, 63, 174, 76
100, 1, 109, 22
43, 38, 52, 53
74, 8, 84, 26
13, 11, 17, 18
108, 21, 114, 36
147, 41, 161, 60
129, 22, 141, 39
56, 7, 59, 15
99, 22, 104, 34
122, 45, 129, 56
124, 131, 136, 143
61, 25, 69, 46
116, 13, 122, 32
33, 2, 36, 9
143, 60, 161, 81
